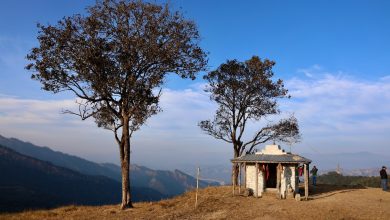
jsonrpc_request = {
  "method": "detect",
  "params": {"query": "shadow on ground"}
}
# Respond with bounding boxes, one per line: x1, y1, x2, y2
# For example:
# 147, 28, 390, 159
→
300, 184, 367, 200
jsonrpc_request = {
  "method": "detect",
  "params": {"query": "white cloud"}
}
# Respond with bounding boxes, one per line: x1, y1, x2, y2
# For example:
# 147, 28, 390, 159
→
0, 96, 118, 164
0, 98, 81, 125
0, 89, 225, 168
131, 87, 224, 165
284, 69, 390, 154
286, 74, 390, 120
380, 75, 390, 81
296, 64, 322, 78
147, 87, 214, 128
1, 68, 390, 168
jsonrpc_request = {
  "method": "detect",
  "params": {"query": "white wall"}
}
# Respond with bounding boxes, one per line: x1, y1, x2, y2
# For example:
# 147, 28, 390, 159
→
246, 164, 264, 197
281, 165, 298, 198
246, 163, 298, 198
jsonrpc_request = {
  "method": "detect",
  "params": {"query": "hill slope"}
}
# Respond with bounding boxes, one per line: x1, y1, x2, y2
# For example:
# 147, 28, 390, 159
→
0, 135, 119, 180
126, 164, 217, 196
0, 145, 163, 212
1, 185, 390, 219
0, 135, 219, 197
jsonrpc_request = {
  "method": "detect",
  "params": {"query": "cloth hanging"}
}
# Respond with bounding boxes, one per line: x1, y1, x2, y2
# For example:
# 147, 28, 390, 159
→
298, 166, 303, 176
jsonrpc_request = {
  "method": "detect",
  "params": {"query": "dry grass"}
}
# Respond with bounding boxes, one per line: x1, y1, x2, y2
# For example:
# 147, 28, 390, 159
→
1, 185, 390, 220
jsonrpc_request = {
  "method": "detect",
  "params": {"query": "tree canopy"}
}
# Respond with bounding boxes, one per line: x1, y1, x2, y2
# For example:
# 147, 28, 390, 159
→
199, 56, 300, 158
26, 0, 207, 209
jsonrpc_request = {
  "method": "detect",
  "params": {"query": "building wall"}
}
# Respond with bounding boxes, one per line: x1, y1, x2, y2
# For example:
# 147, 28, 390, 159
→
246, 164, 264, 197
280, 165, 297, 198
246, 163, 298, 198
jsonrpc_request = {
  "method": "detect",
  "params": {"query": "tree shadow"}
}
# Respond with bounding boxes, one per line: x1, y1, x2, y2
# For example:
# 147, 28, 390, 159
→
298, 184, 367, 200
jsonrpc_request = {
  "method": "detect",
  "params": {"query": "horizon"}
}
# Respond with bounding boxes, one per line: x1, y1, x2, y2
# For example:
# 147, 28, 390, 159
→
1, 131, 389, 173
1, 0, 390, 171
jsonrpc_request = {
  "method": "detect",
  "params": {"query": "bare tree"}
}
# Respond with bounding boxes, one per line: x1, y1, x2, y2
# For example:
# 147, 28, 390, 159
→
26, 0, 207, 209
199, 56, 299, 183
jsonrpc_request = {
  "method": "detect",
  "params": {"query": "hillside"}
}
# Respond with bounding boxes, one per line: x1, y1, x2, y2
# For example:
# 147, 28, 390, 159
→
0, 145, 163, 212
0, 135, 120, 180
1, 185, 389, 219
128, 164, 216, 196
0, 135, 219, 197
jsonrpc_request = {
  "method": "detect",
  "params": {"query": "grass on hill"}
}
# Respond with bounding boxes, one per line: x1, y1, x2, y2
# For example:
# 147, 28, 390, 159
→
1, 185, 390, 220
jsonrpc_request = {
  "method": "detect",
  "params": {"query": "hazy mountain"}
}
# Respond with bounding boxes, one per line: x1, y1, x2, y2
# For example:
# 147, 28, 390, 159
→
0, 135, 119, 180
0, 145, 164, 212
343, 168, 382, 177
130, 164, 218, 196
99, 163, 220, 195
0, 135, 219, 197
303, 152, 390, 171
179, 150, 390, 183
319, 168, 382, 177
180, 164, 231, 185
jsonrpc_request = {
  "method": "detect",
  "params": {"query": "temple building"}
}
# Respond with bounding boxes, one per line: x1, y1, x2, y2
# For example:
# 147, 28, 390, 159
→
231, 144, 312, 200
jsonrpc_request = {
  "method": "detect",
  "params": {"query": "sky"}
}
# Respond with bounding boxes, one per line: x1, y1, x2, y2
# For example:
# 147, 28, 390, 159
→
1, 0, 390, 171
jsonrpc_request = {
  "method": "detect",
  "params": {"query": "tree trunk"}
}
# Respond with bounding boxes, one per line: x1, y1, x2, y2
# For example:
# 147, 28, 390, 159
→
119, 118, 133, 209
231, 148, 239, 185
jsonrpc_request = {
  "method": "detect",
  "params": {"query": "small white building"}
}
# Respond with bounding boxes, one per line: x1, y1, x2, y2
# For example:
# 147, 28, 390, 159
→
231, 144, 311, 200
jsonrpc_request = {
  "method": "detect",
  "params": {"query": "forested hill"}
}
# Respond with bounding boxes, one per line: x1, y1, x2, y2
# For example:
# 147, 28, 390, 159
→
0, 135, 219, 198
0, 145, 164, 212
0, 135, 119, 180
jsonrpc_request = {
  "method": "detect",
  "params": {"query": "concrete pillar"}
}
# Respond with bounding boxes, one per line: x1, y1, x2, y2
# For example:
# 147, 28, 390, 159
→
304, 163, 309, 200
294, 165, 299, 194
238, 163, 241, 194
291, 166, 296, 193
243, 162, 246, 189
255, 163, 258, 198
277, 163, 282, 199
232, 162, 235, 196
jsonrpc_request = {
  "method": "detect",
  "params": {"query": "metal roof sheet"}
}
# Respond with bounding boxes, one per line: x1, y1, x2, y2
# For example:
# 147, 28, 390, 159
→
231, 153, 311, 164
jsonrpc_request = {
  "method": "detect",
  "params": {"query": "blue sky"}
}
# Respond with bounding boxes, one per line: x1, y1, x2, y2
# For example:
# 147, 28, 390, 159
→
1, 0, 390, 171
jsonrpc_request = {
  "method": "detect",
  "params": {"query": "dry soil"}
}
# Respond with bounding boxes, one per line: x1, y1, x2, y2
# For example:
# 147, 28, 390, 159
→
1, 185, 390, 220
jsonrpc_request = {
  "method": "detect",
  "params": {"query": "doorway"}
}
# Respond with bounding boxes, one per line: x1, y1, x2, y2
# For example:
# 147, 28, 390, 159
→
266, 163, 277, 188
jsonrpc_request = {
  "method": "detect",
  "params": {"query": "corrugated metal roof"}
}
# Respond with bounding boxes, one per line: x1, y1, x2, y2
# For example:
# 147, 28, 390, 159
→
231, 153, 311, 164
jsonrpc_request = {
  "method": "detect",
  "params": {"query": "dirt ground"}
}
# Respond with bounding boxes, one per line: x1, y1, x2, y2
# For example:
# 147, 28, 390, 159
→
1, 185, 390, 220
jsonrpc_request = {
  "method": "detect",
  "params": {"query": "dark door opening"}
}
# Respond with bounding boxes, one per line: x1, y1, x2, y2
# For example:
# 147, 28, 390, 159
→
266, 164, 277, 188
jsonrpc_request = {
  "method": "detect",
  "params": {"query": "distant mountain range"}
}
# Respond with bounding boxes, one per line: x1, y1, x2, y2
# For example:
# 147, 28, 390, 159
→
319, 168, 382, 177
178, 151, 390, 183
0, 145, 163, 212
0, 135, 219, 212
303, 152, 390, 175
180, 164, 231, 185
0, 135, 120, 180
